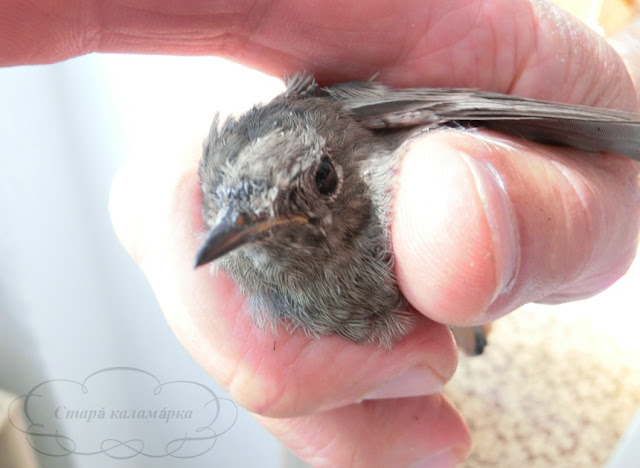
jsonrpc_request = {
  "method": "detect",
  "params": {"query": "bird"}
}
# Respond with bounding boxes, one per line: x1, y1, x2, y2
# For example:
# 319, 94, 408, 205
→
194, 74, 640, 352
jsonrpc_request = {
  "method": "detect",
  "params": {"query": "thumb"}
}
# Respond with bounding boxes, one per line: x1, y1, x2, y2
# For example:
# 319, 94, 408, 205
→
392, 129, 640, 326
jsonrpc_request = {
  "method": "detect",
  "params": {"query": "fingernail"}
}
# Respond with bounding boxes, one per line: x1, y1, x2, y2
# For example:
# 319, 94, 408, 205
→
363, 366, 444, 400
461, 152, 520, 303
410, 450, 458, 468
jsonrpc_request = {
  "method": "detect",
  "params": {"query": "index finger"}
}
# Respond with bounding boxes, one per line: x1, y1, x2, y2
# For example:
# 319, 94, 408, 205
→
2, 0, 635, 108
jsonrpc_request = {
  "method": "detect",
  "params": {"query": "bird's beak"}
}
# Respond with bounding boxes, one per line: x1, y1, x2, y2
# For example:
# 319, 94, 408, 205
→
193, 211, 308, 268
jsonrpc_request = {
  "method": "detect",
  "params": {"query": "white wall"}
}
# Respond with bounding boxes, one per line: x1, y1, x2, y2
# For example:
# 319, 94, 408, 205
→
0, 55, 283, 468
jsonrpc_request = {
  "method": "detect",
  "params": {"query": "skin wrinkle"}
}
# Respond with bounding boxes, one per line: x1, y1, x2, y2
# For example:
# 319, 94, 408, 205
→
411, 3, 464, 57
275, 354, 320, 414
191, 313, 244, 387
235, 4, 363, 78
234, 328, 307, 407
195, 276, 258, 397
585, 42, 605, 104
289, 417, 325, 461
255, 371, 297, 418
224, 353, 256, 408
584, 40, 611, 106
483, 14, 501, 90
517, 159, 570, 299
317, 431, 353, 468
378, 16, 418, 75
602, 43, 635, 108
228, 343, 286, 416
528, 16, 576, 100
287, 342, 334, 407
490, 6, 526, 90
544, 157, 640, 299
504, 2, 533, 94
402, 2, 528, 92
608, 78, 628, 110
518, 1, 603, 105
79, 0, 102, 55
482, 159, 519, 296
429, 11, 485, 87
237, 333, 366, 416
470, 1, 522, 91
343, 442, 357, 468
341, 352, 383, 398
99, 6, 240, 51
230, 0, 271, 56
283, 419, 315, 460
457, 139, 519, 303
546, 157, 593, 287
228, 289, 251, 346
308, 400, 436, 468
465, 15, 488, 87
276, 414, 325, 463
379, 5, 453, 85
508, 1, 545, 95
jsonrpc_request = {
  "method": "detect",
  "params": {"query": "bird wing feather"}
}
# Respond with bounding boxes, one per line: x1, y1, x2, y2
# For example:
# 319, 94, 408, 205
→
325, 81, 640, 161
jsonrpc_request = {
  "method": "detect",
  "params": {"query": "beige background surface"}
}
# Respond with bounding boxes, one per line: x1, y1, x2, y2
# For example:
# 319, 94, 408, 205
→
446, 245, 640, 466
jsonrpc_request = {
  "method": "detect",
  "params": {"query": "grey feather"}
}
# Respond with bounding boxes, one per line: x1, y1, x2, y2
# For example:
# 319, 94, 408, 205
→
195, 74, 640, 348
325, 81, 640, 160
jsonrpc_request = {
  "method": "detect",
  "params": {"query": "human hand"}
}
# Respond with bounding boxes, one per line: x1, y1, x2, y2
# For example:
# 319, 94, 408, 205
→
7, 1, 640, 466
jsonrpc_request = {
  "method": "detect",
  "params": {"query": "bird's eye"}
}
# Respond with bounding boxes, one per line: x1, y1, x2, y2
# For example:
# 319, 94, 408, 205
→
314, 159, 338, 196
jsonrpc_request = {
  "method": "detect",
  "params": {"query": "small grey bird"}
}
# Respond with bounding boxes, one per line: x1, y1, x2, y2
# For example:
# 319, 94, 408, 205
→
194, 74, 640, 352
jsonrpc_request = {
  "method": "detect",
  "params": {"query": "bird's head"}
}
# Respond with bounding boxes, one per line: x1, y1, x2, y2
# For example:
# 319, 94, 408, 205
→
195, 100, 372, 269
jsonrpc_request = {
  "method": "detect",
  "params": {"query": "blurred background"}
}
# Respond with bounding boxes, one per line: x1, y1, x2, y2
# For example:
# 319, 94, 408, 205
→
0, 56, 286, 468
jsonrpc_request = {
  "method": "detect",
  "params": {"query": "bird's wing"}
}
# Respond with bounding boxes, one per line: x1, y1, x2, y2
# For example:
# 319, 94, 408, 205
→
325, 82, 640, 161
